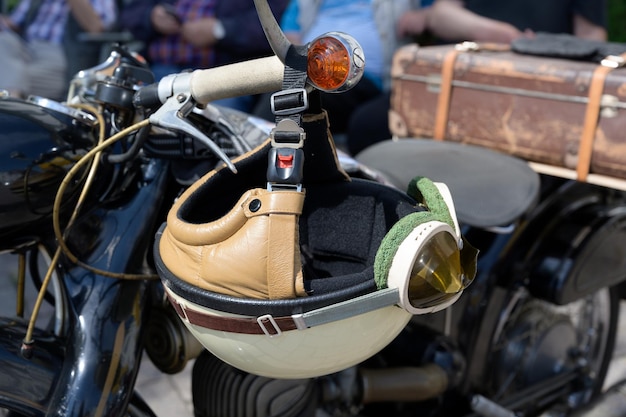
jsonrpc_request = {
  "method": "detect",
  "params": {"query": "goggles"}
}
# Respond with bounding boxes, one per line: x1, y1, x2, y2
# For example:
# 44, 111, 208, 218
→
378, 177, 478, 314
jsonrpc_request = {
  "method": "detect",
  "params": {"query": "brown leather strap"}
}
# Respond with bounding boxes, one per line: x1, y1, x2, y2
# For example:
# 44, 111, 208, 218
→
242, 189, 305, 299
167, 293, 300, 335
267, 212, 304, 299
433, 48, 460, 141
577, 53, 626, 181
433, 42, 511, 141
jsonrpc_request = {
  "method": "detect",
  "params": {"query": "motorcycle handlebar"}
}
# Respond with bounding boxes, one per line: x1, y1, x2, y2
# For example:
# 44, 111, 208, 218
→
134, 55, 285, 109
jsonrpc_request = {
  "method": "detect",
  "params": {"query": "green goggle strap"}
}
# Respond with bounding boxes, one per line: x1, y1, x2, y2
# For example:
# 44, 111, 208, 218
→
374, 177, 478, 289
374, 177, 471, 290
407, 176, 455, 228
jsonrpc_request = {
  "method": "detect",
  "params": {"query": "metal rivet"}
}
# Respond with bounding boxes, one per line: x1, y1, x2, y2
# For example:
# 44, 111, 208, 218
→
249, 199, 261, 212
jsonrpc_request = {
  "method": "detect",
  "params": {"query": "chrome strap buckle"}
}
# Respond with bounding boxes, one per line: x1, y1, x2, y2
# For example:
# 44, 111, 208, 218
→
257, 314, 282, 337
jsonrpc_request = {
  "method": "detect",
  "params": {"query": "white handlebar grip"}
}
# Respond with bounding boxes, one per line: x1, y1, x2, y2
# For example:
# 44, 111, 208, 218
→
190, 55, 285, 105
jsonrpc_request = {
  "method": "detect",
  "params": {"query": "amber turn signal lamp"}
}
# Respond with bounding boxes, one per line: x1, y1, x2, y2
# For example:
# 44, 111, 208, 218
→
307, 32, 364, 93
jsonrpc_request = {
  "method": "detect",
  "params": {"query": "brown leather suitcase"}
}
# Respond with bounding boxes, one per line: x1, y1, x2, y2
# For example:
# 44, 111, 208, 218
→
389, 41, 626, 188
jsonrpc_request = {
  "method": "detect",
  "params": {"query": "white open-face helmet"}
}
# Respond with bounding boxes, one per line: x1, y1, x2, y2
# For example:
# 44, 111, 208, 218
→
155, 111, 477, 379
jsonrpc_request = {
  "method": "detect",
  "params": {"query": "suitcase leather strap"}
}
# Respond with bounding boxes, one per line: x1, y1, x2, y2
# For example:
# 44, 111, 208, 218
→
577, 53, 626, 181
434, 42, 511, 141
434, 48, 461, 141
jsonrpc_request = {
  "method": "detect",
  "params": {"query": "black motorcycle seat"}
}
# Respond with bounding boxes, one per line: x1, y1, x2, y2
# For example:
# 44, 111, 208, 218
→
356, 138, 540, 229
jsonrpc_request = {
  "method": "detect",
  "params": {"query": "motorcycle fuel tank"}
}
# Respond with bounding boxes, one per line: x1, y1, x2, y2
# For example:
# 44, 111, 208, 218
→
0, 96, 95, 243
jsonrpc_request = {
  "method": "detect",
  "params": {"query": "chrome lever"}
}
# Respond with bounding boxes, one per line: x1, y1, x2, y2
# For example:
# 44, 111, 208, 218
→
149, 93, 238, 173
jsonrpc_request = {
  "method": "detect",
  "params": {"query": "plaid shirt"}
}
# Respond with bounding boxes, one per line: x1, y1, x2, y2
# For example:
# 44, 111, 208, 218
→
148, 0, 217, 68
121, 0, 288, 69
10, 0, 117, 44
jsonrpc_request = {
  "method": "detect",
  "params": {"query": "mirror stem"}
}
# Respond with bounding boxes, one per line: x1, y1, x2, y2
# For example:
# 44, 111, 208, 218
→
253, 0, 292, 62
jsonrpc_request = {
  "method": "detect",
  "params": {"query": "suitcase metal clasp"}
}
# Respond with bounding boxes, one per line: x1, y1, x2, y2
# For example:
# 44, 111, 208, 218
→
455, 41, 479, 52
600, 95, 620, 118
600, 55, 626, 69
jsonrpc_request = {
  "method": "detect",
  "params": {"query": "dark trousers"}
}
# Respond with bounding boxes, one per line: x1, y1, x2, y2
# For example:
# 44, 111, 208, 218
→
345, 91, 391, 156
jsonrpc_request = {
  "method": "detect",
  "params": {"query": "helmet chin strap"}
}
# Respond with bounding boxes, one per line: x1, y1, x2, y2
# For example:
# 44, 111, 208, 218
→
266, 44, 309, 190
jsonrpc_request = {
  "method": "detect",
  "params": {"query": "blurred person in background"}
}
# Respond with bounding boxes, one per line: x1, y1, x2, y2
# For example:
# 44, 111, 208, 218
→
253, 0, 433, 142
427, 0, 607, 43
345, 0, 607, 155
0, 0, 118, 100
119, 0, 288, 111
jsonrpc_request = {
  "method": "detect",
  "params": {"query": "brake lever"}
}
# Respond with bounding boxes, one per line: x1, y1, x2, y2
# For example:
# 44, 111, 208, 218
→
149, 93, 238, 173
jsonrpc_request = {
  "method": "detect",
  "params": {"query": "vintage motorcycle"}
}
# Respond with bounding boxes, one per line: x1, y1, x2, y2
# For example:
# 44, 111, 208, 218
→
2, 0, 626, 416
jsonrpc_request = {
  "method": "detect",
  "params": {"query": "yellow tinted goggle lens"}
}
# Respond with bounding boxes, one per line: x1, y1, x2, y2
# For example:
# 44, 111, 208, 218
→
408, 231, 465, 309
